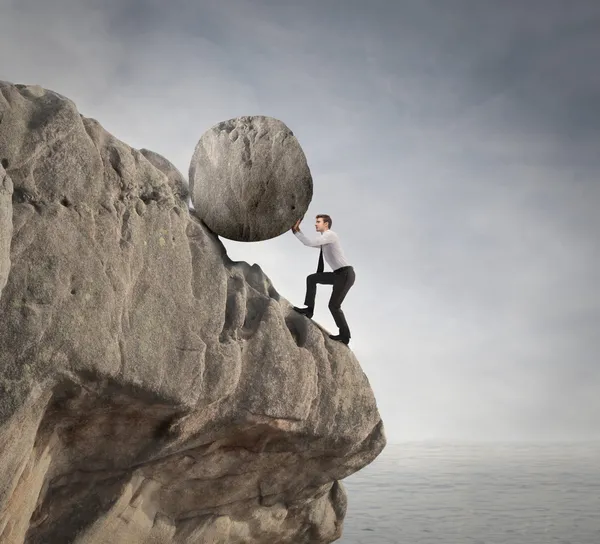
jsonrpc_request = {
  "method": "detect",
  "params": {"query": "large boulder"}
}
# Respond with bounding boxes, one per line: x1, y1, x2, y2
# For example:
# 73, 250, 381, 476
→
0, 82, 385, 544
189, 116, 312, 241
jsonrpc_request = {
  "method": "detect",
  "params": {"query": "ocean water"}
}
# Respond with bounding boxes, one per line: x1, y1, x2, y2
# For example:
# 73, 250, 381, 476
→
341, 442, 600, 544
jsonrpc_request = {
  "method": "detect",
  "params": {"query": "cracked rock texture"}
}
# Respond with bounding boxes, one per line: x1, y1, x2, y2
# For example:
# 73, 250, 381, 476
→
189, 116, 312, 242
0, 82, 385, 544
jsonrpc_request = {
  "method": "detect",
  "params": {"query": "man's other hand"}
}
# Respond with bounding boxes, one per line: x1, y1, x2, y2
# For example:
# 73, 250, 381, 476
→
292, 218, 302, 233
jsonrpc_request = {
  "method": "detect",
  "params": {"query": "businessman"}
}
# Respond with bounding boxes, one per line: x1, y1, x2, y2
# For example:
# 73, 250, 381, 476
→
292, 214, 356, 344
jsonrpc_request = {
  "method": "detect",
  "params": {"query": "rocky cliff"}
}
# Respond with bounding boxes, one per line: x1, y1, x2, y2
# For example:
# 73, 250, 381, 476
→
0, 81, 385, 544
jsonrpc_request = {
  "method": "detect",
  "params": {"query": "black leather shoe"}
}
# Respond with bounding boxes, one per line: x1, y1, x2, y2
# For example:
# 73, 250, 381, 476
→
329, 334, 350, 345
293, 306, 314, 319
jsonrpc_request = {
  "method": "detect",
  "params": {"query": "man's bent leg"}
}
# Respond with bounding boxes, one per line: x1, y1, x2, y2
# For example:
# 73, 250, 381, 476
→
304, 272, 335, 308
328, 268, 356, 340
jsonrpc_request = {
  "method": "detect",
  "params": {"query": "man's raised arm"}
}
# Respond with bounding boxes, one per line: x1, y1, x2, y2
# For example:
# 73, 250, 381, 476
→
294, 229, 336, 247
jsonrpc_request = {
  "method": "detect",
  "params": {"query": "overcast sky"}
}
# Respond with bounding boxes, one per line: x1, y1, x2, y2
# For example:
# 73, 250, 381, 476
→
1, 0, 599, 443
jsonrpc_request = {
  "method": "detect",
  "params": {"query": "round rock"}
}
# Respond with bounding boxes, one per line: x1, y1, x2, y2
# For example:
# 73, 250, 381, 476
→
189, 116, 312, 241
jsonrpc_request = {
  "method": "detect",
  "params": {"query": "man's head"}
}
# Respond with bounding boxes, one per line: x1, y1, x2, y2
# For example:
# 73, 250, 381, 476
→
315, 214, 332, 232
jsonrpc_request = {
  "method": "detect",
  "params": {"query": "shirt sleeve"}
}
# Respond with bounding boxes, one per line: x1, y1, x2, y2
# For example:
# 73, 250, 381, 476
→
294, 230, 337, 247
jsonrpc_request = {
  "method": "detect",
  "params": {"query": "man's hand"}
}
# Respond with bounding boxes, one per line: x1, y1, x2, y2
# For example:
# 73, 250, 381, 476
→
291, 218, 302, 233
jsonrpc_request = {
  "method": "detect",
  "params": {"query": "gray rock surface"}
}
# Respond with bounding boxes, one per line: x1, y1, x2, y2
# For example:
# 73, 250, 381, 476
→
0, 162, 12, 295
189, 116, 312, 241
140, 148, 189, 203
0, 82, 385, 544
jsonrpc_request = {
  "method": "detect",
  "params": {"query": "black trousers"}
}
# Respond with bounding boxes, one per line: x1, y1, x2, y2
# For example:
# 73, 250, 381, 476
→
304, 266, 356, 339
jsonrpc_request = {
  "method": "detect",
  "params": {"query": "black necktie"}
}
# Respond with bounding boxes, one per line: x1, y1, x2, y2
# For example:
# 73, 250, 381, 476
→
317, 247, 324, 274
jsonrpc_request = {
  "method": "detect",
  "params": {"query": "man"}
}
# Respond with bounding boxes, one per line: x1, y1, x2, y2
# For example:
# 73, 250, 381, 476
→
291, 214, 356, 345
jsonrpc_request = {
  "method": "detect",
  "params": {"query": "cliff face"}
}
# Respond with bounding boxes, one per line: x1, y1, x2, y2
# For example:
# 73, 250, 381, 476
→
0, 82, 385, 544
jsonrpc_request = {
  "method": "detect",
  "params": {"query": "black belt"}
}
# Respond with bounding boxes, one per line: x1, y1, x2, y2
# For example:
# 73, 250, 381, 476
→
334, 265, 353, 273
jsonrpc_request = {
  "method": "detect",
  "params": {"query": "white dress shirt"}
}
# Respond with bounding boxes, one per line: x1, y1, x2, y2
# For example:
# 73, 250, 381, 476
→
294, 229, 350, 271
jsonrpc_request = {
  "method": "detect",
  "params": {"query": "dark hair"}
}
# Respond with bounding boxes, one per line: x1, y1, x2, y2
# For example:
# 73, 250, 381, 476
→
316, 214, 332, 229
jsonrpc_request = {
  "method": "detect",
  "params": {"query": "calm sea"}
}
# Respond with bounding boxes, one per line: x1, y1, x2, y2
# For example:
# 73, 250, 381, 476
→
341, 442, 600, 544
